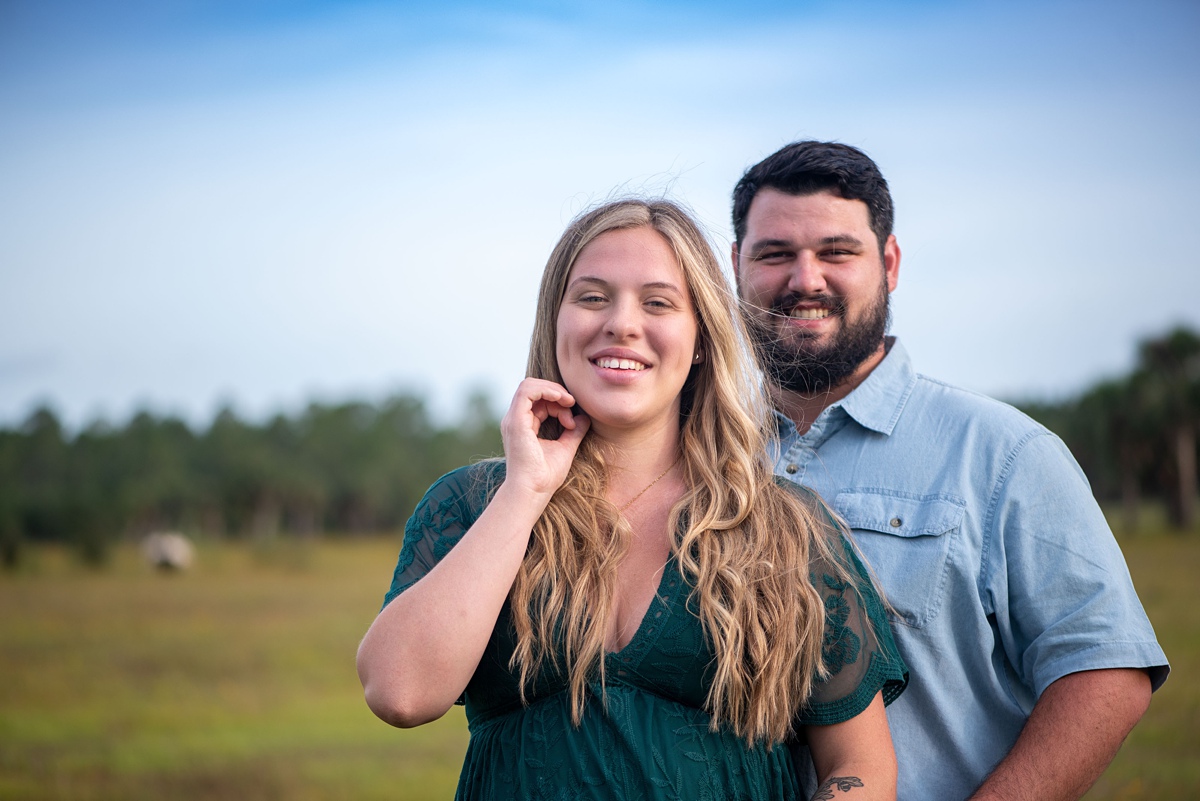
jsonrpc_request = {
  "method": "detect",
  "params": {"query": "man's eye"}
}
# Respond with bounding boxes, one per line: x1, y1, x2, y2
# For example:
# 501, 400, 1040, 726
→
756, 251, 789, 262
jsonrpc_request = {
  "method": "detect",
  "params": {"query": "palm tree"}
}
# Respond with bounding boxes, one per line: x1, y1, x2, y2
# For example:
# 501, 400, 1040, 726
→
1136, 327, 1200, 530
1074, 378, 1154, 534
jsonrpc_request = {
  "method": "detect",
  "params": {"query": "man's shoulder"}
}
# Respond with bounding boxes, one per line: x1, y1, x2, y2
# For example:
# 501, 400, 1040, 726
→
903, 370, 1051, 442
846, 339, 1051, 447
837, 368, 1096, 509
874, 369, 1074, 473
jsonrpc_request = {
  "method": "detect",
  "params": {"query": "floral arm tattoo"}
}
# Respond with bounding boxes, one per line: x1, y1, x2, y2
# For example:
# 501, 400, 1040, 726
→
811, 776, 865, 799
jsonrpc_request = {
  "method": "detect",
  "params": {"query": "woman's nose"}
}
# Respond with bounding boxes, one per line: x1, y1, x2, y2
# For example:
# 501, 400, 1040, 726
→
604, 298, 640, 339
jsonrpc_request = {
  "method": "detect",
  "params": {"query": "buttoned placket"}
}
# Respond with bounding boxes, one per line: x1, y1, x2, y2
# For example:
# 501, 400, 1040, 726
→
775, 406, 851, 482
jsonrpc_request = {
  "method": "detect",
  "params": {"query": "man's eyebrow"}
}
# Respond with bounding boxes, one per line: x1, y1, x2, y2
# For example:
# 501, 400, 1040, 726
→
746, 235, 865, 255
818, 235, 865, 248
744, 239, 793, 256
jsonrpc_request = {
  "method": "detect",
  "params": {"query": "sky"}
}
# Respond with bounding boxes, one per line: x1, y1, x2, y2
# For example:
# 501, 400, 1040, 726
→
2, 0, 1198, 430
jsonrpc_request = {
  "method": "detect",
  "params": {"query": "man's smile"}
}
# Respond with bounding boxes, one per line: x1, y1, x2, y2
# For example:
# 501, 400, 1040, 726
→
765, 293, 845, 324
787, 307, 832, 320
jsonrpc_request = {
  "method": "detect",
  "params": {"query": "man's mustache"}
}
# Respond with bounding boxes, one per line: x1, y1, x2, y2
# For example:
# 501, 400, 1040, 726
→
765, 292, 848, 318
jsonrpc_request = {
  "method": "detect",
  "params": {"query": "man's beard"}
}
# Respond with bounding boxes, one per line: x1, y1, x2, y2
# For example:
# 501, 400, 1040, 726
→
745, 283, 890, 395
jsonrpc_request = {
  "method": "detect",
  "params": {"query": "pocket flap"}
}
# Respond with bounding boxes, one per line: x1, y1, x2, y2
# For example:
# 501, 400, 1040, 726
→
833, 490, 965, 538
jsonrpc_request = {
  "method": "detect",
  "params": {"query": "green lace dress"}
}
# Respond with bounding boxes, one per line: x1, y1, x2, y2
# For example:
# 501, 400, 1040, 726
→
382, 462, 907, 801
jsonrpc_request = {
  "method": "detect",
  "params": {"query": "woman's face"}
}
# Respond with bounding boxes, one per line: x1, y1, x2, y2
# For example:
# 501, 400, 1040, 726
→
555, 226, 699, 437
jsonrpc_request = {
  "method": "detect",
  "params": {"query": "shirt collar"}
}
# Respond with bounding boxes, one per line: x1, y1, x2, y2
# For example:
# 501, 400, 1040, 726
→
773, 337, 918, 438
837, 337, 917, 436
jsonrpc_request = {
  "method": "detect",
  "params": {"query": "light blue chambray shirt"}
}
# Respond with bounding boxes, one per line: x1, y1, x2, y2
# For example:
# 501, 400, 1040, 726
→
774, 338, 1168, 801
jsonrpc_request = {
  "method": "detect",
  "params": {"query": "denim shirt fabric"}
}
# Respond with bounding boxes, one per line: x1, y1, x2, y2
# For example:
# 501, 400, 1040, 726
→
772, 338, 1169, 801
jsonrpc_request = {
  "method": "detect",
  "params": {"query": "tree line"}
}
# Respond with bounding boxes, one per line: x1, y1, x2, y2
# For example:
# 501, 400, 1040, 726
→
1, 325, 1196, 568
1016, 325, 1199, 533
0, 392, 502, 566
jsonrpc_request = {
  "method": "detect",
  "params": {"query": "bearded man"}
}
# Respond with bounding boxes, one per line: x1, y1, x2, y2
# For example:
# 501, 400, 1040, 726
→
732, 141, 1168, 801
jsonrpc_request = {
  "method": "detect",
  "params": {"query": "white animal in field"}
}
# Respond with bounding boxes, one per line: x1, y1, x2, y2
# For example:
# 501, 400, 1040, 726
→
141, 531, 195, 571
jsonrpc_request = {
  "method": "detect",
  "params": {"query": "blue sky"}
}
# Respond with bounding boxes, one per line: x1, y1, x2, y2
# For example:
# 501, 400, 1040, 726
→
2, 0, 1198, 428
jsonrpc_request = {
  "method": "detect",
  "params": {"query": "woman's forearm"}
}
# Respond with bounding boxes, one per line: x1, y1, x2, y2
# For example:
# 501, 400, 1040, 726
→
806, 694, 897, 800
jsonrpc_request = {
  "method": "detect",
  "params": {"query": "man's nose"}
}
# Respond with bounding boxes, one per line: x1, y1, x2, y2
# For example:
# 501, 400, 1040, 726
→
786, 252, 827, 296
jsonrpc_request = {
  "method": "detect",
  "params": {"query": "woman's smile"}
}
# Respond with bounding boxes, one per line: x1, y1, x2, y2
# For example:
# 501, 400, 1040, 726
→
590, 347, 652, 381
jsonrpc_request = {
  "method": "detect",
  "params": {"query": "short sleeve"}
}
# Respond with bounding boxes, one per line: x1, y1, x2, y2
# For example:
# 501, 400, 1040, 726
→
380, 461, 505, 610
792, 488, 909, 725
985, 433, 1168, 696
769, 478, 907, 726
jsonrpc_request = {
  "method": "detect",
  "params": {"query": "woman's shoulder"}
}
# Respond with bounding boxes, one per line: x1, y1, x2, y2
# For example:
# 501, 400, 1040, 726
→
771, 475, 822, 503
383, 459, 509, 605
421, 459, 507, 510
771, 476, 843, 531
429, 458, 506, 490
770, 477, 879, 594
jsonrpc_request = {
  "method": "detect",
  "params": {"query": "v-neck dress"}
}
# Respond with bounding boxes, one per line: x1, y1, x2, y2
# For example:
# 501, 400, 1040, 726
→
382, 461, 908, 801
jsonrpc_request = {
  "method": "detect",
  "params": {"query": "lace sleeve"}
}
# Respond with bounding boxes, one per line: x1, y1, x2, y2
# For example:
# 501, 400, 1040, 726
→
380, 461, 506, 610
797, 508, 909, 726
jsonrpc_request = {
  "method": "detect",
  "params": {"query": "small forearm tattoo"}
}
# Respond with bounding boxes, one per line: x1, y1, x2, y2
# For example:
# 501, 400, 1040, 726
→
812, 776, 865, 799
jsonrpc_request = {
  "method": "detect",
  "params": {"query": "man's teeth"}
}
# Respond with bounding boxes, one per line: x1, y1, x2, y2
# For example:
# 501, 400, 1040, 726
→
789, 308, 831, 319
596, 357, 646, 371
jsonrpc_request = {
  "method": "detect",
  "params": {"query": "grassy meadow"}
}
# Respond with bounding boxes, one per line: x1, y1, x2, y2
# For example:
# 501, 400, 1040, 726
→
1, 527, 1196, 800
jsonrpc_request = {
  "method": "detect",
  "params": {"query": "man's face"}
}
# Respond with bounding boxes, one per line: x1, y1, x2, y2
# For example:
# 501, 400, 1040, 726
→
734, 188, 900, 395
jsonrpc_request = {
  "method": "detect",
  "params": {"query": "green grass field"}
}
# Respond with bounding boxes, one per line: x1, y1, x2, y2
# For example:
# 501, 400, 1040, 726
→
0, 531, 1195, 800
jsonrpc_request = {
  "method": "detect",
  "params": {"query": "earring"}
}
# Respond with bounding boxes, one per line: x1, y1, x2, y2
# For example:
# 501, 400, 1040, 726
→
693, 350, 702, 363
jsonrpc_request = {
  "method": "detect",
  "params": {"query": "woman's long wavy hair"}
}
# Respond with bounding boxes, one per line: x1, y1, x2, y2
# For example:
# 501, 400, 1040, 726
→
509, 198, 852, 744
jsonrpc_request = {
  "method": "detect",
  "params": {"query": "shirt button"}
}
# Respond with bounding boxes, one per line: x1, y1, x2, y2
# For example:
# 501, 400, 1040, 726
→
617, 669, 627, 676
890, 517, 903, 528
785, 463, 798, 474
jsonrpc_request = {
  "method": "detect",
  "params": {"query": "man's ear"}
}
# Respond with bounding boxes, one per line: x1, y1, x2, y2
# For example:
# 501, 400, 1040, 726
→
883, 234, 900, 293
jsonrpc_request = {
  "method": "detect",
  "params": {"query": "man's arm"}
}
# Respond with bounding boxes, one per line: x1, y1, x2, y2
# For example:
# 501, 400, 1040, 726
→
968, 668, 1151, 801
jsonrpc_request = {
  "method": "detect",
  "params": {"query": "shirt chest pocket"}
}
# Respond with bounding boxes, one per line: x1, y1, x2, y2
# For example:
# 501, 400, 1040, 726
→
832, 490, 965, 630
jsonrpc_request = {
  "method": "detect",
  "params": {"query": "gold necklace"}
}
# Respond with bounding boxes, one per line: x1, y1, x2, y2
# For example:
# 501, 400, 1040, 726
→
617, 457, 680, 513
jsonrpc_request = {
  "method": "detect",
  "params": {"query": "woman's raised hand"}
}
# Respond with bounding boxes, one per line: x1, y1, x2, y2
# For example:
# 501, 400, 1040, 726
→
501, 378, 590, 499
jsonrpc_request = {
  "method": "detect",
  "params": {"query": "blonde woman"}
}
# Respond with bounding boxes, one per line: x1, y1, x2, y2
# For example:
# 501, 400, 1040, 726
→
357, 199, 907, 800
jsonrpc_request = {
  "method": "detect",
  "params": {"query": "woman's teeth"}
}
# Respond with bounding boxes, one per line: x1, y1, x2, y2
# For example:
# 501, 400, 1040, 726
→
595, 357, 646, 371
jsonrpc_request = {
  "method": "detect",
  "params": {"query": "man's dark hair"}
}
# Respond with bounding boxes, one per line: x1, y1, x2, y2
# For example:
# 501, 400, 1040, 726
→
732, 141, 894, 250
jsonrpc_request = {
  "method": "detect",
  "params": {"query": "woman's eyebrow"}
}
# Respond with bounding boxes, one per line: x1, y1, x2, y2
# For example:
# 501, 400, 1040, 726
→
641, 281, 684, 292
567, 276, 683, 292
566, 275, 607, 288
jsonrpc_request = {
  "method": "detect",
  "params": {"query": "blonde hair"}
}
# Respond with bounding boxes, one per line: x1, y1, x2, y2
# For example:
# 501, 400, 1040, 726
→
510, 198, 850, 743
